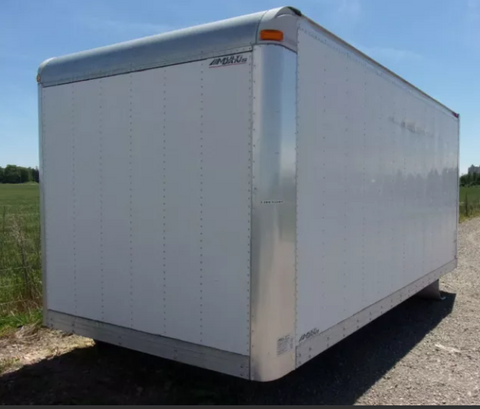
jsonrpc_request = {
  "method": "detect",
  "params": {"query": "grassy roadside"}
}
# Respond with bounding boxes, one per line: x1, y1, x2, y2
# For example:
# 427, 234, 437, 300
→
0, 183, 42, 335
459, 186, 480, 222
0, 310, 42, 337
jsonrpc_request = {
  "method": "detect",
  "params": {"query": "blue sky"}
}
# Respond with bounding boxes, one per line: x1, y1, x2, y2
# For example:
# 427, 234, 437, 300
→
0, 0, 478, 174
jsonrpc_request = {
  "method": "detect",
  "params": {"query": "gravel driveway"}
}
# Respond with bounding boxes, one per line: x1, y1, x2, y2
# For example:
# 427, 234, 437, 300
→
0, 218, 479, 404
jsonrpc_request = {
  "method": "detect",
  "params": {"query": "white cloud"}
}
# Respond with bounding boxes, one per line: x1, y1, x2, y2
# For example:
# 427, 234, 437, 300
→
465, 0, 480, 49
468, 0, 480, 13
467, 0, 480, 21
358, 45, 423, 63
338, 0, 361, 19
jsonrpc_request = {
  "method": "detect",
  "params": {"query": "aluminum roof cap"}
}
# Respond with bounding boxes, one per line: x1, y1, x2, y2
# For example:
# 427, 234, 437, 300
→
38, 6, 301, 87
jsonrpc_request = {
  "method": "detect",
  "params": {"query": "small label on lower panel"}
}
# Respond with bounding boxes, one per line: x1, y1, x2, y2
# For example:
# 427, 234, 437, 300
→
277, 333, 294, 356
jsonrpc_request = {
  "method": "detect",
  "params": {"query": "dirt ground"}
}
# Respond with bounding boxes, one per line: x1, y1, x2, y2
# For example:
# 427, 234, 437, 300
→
1, 219, 479, 404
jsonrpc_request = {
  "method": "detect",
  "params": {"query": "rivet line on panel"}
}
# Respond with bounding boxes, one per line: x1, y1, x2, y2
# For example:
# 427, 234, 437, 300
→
99, 79, 105, 320
362, 69, 368, 305
40, 90, 47, 287
199, 62, 204, 343
343, 63, 348, 313
403, 123, 407, 283
321, 49, 326, 297
250, 49, 257, 354
295, 34, 300, 342
128, 73, 134, 328
311, 25, 451, 118
162, 69, 167, 336
246, 54, 252, 345
379, 86, 384, 297
71, 84, 77, 315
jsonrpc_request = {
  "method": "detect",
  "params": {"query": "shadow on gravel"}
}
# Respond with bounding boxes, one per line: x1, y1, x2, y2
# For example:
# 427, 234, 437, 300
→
0, 292, 455, 405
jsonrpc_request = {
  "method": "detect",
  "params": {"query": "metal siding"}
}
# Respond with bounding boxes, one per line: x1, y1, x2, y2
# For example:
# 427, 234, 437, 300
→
161, 62, 202, 344
201, 57, 252, 355
100, 75, 133, 329
296, 260, 457, 366
130, 69, 165, 335
160, 58, 252, 353
70, 80, 103, 320
42, 85, 75, 314
296, 21, 459, 344
42, 56, 252, 355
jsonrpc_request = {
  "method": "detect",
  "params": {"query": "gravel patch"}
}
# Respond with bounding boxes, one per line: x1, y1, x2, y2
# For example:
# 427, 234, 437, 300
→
357, 218, 480, 405
0, 327, 92, 375
0, 219, 479, 404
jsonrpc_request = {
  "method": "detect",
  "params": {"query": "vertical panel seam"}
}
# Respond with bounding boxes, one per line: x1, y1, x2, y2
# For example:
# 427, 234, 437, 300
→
320, 34, 326, 323
40, 86, 48, 319
162, 69, 167, 336
362, 67, 366, 309
403, 95, 407, 285
99, 79, 104, 321
249, 46, 258, 377
71, 84, 77, 315
247, 54, 253, 360
455, 119, 460, 259
378, 79, 383, 300
199, 60, 204, 345
294, 22, 300, 360
129, 72, 134, 328
342, 60, 348, 318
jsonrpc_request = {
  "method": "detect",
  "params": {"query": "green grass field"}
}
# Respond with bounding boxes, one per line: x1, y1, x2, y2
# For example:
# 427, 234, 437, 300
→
0, 183, 41, 331
0, 183, 477, 332
459, 186, 480, 202
459, 186, 480, 220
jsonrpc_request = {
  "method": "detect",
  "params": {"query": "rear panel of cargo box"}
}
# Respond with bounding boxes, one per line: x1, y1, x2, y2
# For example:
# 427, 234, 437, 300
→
295, 19, 459, 359
40, 55, 253, 359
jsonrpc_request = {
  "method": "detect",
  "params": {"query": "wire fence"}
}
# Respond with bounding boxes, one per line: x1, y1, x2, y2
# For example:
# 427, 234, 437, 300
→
459, 196, 480, 220
0, 277, 42, 316
0, 202, 42, 319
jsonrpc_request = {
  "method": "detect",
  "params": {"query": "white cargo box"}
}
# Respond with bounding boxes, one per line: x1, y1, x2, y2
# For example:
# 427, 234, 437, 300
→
38, 6, 459, 381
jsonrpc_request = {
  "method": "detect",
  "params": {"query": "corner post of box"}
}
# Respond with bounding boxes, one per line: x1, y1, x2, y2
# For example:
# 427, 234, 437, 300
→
37, 81, 49, 326
249, 43, 298, 381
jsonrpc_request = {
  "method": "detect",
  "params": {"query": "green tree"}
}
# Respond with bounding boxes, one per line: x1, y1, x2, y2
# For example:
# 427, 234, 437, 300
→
0, 166, 4, 183
20, 167, 32, 183
4, 165, 21, 183
31, 167, 40, 183
474, 172, 480, 186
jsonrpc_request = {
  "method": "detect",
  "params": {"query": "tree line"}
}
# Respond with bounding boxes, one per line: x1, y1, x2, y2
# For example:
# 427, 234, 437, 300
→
0, 165, 39, 184
460, 173, 480, 187
0, 164, 477, 187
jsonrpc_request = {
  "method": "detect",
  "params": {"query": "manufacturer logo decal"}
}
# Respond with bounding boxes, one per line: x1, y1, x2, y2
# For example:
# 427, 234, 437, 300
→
209, 54, 248, 68
299, 327, 320, 344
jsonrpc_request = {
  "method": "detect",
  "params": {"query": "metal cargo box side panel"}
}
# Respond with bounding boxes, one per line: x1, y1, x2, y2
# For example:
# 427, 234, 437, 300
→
41, 56, 252, 358
295, 20, 459, 363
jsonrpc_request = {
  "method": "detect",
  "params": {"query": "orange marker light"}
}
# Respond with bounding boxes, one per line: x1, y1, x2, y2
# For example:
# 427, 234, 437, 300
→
260, 29, 284, 41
